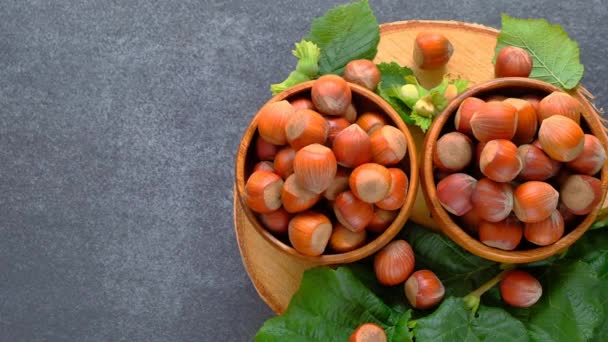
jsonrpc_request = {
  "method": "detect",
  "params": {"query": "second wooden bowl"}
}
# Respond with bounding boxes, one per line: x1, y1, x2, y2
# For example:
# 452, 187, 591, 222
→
421, 77, 608, 264
235, 81, 419, 265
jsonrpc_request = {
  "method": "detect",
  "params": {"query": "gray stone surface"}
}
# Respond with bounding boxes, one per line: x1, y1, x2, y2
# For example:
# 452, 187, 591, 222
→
0, 0, 605, 341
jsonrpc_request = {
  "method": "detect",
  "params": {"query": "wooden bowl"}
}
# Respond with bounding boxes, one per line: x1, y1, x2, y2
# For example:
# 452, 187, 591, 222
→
421, 77, 608, 264
235, 81, 419, 265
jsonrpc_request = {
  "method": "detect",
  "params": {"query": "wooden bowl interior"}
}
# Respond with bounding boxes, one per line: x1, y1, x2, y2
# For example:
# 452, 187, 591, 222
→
422, 78, 608, 264
236, 81, 419, 265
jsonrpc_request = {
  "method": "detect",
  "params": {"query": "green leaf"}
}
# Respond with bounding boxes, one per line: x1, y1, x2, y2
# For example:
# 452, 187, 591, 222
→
509, 261, 604, 341
348, 263, 411, 313
375, 62, 415, 124
394, 310, 413, 342
293, 40, 321, 77
401, 225, 607, 341
592, 321, 608, 342
566, 229, 608, 261
503, 231, 608, 340
270, 70, 312, 95
496, 14, 584, 90
270, 40, 320, 95
520, 254, 562, 268
451, 78, 469, 93
376, 62, 414, 89
591, 219, 608, 230
413, 297, 529, 342
255, 267, 412, 342
256, 222, 608, 340
410, 112, 433, 132
590, 207, 608, 230
377, 84, 414, 125
403, 76, 431, 98
375, 70, 469, 131
423, 78, 458, 113
305, 0, 379, 75
429, 91, 448, 112
584, 249, 608, 278
402, 224, 501, 297
428, 79, 449, 98
590, 252, 608, 341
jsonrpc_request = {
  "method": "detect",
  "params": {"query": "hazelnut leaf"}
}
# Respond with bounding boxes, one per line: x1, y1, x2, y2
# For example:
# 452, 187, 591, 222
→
305, 0, 379, 75
410, 112, 433, 132
402, 224, 502, 297
451, 78, 469, 93
255, 267, 413, 341
270, 40, 320, 95
508, 261, 605, 341
590, 206, 608, 230
376, 62, 414, 88
376, 62, 415, 125
495, 14, 584, 90
405, 226, 607, 341
413, 297, 529, 341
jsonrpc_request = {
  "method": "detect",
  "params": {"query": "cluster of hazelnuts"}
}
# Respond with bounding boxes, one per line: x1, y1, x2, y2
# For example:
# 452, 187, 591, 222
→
245, 30, 602, 338
410, 31, 605, 250
244, 60, 412, 257
349, 34, 595, 340
364, 239, 543, 340
349, 268, 542, 341
433, 60, 605, 250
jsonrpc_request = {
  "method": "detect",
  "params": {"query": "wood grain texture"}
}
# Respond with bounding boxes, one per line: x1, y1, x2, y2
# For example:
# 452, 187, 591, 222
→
233, 20, 608, 313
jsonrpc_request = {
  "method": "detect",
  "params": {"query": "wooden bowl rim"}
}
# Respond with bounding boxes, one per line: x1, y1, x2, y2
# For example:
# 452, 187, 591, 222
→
235, 81, 419, 265
421, 77, 608, 263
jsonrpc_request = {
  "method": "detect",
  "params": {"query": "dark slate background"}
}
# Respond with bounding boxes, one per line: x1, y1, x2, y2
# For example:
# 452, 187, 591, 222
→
0, 0, 605, 341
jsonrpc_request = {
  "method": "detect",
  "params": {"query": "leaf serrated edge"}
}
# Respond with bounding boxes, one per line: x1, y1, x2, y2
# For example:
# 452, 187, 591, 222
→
496, 14, 584, 90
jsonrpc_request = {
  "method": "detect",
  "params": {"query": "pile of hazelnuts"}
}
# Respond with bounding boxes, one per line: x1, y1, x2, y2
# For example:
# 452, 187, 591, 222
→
244, 60, 412, 257
434, 46, 606, 251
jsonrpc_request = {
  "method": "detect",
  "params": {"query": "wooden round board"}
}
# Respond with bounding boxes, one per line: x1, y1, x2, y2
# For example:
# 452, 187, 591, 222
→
233, 20, 602, 314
